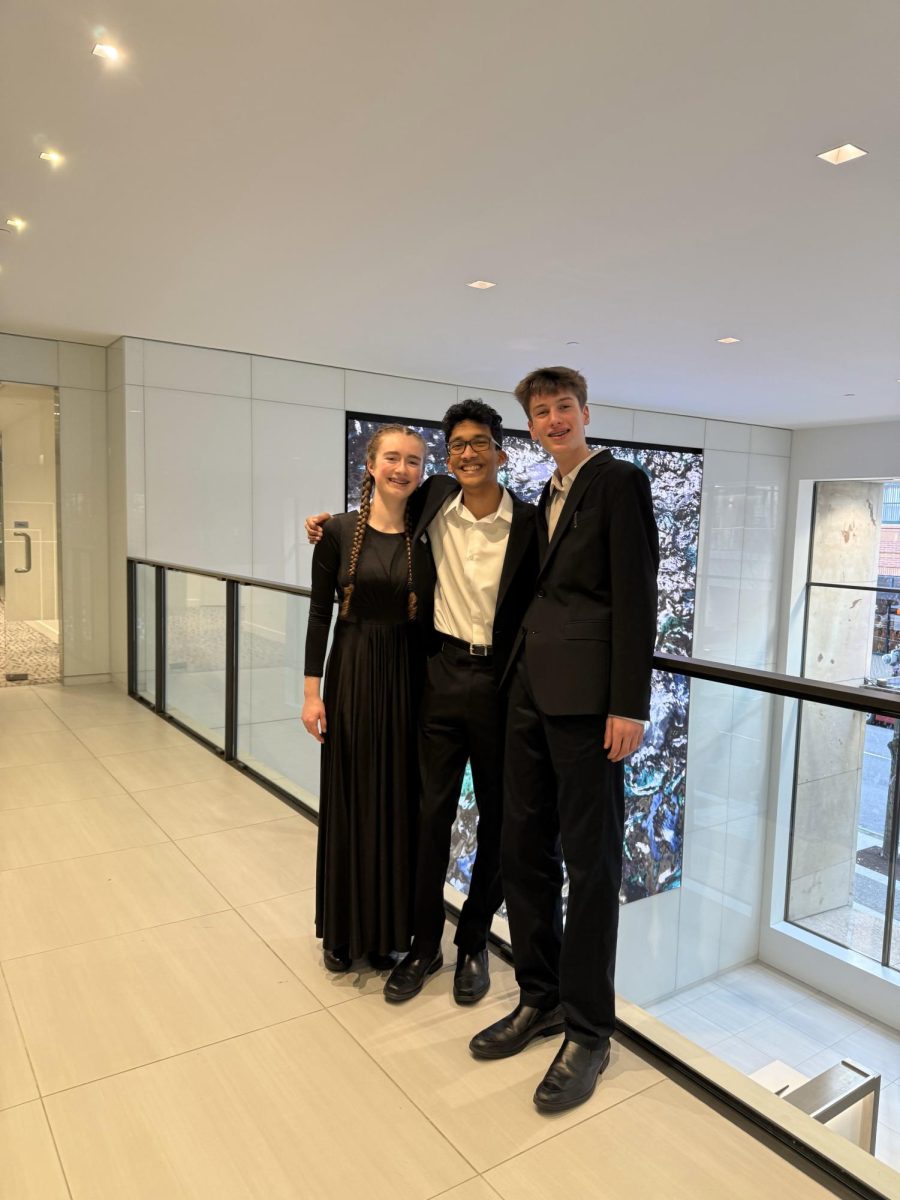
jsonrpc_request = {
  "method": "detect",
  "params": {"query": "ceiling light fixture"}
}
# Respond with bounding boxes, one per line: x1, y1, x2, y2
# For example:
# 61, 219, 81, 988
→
6, 217, 26, 232
717, 337, 741, 344
92, 42, 119, 60
39, 149, 64, 167
467, 280, 496, 289
817, 144, 867, 165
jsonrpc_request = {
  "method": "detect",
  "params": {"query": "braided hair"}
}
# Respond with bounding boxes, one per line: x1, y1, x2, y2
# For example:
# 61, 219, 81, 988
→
340, 424, 424, 621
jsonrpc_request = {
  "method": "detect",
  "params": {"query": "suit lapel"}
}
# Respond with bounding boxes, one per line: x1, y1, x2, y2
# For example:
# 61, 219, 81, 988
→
538, 450, 611, 577
495, 497, 534, 613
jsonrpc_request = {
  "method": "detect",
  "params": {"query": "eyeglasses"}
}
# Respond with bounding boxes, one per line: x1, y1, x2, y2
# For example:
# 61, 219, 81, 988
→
447, 435, 500, 456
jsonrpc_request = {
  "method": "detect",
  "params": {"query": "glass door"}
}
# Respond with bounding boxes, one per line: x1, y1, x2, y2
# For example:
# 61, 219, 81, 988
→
0, 383, 60, 685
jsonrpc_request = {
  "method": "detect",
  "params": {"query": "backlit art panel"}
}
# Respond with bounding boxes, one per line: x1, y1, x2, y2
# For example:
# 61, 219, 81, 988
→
346, 412, 701, 904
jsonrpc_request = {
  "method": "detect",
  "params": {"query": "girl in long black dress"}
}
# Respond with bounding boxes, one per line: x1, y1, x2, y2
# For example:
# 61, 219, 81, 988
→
302, 425, 426, 972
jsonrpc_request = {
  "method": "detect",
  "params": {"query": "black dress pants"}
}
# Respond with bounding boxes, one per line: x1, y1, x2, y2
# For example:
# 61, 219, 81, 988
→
413, 643, 504, 955
501, 653, 624, 1049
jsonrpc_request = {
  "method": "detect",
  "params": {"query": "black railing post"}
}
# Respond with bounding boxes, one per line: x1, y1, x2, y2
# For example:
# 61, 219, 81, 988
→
126, 558, 137, 697
880, 723, 900, 967
154, 567, 166, 713
224, 579, 239, 761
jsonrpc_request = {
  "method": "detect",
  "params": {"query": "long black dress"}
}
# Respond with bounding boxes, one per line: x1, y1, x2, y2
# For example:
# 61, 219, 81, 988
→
304, 512, 420, 959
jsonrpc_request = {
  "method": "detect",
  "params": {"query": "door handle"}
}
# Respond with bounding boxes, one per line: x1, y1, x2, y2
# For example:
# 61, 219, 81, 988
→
13, 530, 32, 573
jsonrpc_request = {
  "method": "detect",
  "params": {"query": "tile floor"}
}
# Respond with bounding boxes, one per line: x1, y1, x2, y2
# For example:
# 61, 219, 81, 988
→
0, 682, 888, 1199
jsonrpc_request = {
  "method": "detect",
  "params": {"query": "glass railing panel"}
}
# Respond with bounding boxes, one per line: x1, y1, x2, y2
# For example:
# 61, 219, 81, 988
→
236, 585, 326, 809
134, 562, 156, 703
164, 569, 227, 747
787, 700, 893, 964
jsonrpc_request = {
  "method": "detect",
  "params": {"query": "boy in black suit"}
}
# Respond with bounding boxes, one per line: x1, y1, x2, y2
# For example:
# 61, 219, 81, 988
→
469, 367, 659, 1114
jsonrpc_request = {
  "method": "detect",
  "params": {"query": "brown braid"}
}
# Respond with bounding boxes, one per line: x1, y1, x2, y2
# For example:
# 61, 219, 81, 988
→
339, 423, 425, 620
340, 472, 373, 617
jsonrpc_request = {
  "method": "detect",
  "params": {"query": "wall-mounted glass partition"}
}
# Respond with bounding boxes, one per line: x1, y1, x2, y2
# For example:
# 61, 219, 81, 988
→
134, 561, 156, 703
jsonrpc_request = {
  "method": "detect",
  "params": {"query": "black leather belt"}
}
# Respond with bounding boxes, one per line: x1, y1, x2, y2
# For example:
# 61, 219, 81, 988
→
440, 634, 493, 659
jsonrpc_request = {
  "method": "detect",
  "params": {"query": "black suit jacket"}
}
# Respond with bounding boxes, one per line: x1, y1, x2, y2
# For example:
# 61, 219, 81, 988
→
408, 475, 538, 687
504, 450, 660, 719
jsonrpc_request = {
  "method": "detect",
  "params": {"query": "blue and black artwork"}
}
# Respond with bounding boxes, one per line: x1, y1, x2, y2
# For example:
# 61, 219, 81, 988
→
346, 412, 702, 905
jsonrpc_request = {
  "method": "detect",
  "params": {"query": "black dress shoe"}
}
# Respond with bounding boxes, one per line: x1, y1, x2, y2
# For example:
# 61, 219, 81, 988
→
533, 1037, 611, 1113
323, 945, 351, 973
453, 949, 490, 1005
383, 947, 443, 1002
367, 950, 397, 971
469, 1002, 564, 1059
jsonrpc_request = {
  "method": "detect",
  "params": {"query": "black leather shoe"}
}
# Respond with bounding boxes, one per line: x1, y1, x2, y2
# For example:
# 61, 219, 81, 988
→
323, 946, 351, 973
367, 951, 397, 971
469, 1002, 564, 1059
453, 949, 490, 1004
533, 1037, 611, 1113
383, 947, 443, 1002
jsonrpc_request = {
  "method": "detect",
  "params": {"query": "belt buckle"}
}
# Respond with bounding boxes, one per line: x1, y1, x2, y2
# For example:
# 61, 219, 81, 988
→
469, 643, 489, 657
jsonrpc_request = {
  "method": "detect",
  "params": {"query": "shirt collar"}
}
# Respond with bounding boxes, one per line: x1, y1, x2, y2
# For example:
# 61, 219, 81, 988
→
549, 448, 601, 494
446, 485, 513, 524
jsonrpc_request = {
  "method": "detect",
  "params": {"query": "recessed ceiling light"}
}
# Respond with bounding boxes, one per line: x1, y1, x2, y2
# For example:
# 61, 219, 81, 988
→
467, 280, 496, 289
817, 144, 867, 165
6, 217, 26, 232
92, 42, 119, 60
39, 149, 64, 166
717, 337, 741, 344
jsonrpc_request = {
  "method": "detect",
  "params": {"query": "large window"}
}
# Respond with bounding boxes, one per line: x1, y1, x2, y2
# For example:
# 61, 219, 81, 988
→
787, 480, 900, 969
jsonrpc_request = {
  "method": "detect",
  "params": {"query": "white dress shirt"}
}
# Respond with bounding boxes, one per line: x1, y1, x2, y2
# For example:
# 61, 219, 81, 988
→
546, 449, 601, 540
429, 487, 513, 646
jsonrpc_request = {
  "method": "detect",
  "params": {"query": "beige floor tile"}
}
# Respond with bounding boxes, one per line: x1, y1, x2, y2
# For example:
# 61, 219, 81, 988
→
0, 843, 227, 960
6, 910, 321, 1094
176, 817, 317, 906
99, 744, 233, 791
73, 719, 190, 757
0, 1101, 69, 1200
332, 968, 663, 1172
239, 888, 450, 1008
0, 728, 92, 768
0, 707, 66, 735
45, 1012, 472, 1200
485, 1079, 857, 1200
0, 686, 45, 711
0, 758, 125, 811
431, 1178, 499, 1200
132, 773, 294, 839
0, 975, 37, 1109
0, 793, 167, 871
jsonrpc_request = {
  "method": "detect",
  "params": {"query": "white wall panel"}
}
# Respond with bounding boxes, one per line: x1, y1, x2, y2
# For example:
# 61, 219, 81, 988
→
617, 888, 680, 1005
750, 425, 791, 457
59, 387, 109, 679
123, 385, 146, 559
0, 333, 58, 386
633, 409, 705, 448
251, 400, 344, 587
346, 370, 457, 423
589, 403, 635, 444
145, 388, 252, 575
251, 356, 344, 409
705, 420, 751, 452
143, 341, 250, 397
59, 343, 106, 391
455, 385, 521, 430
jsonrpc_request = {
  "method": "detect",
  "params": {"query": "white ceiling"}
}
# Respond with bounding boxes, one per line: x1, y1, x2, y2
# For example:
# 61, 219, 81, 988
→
2, 0, 899, 428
